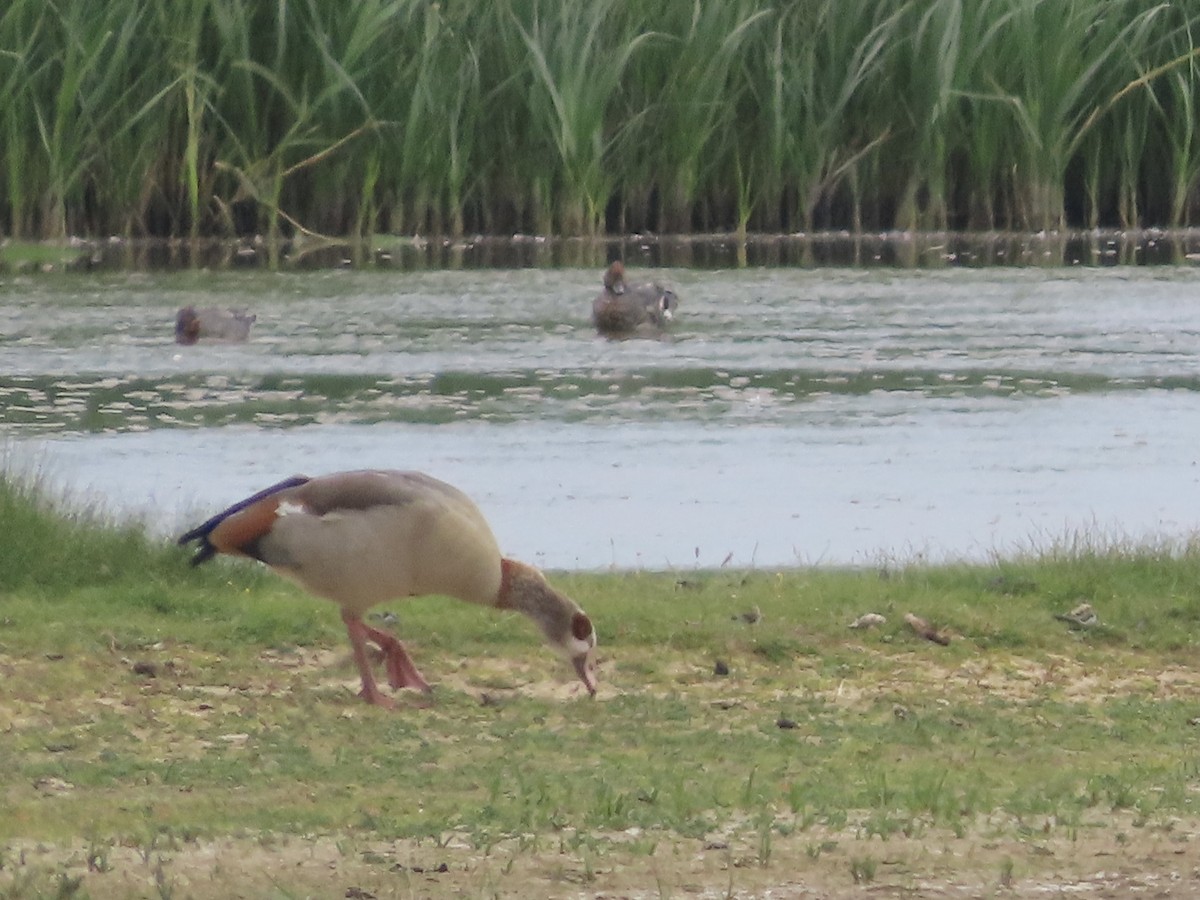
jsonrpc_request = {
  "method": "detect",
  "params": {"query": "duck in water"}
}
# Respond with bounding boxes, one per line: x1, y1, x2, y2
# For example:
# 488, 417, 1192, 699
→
591, 261, 678, 338
175, 305, 256, 344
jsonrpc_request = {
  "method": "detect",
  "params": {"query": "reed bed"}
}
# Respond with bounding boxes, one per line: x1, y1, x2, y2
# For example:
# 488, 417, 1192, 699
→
2, 0, 1199, 240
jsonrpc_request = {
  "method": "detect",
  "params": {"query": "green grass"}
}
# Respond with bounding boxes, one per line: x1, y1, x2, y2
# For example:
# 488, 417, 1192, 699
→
4, 472, 1200, 895
3, 0, 1200, 240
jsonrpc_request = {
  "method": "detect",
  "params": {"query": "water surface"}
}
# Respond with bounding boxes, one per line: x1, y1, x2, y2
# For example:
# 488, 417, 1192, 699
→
3, 265, 1198, 569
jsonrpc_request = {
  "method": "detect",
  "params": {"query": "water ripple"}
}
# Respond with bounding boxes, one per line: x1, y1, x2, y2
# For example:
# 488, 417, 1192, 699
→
5, 265, 1200, 566
3, 365, 1195, 434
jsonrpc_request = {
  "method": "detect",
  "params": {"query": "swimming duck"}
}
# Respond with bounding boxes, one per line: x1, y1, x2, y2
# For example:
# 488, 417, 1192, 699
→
178, 469, 598, 708
174, 305, 256, 344
591, 261, 678, 337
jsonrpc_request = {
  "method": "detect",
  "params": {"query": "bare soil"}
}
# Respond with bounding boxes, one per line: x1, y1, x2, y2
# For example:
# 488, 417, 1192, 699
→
6, 646, 1200, 897
7, 817, 1200, 898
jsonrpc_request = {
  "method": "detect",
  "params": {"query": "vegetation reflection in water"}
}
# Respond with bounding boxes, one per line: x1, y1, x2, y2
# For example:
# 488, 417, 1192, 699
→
4, 229, 1200, 275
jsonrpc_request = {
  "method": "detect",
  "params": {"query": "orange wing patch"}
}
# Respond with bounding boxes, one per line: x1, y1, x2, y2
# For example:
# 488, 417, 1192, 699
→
209, 495, 290, 556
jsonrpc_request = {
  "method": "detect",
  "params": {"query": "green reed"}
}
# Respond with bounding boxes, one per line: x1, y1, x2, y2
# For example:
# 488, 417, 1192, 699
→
2, 0, 1200, 240
1145, 7, 1200, 227
506, 0, 653, 236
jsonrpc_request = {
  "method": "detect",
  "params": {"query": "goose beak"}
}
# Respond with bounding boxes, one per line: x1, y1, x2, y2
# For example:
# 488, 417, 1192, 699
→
573, 653, 597, 697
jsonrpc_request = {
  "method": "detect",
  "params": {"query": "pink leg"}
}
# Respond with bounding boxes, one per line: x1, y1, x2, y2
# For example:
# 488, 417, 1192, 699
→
341, 612, 395, 708
363, 623, 432, 694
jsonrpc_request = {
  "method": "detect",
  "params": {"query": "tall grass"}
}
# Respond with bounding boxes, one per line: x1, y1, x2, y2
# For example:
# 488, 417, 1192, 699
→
0, 466, 270, 605
0, 469, 184, 596
2, 0, 1200, 240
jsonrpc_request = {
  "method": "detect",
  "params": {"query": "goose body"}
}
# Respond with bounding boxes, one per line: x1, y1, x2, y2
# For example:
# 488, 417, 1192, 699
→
592, 261, 678, 337
179, 470, 597, 707
175, 305, 256, 344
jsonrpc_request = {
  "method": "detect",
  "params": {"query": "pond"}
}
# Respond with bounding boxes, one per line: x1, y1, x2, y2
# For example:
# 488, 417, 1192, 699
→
3, 255, 1199, 570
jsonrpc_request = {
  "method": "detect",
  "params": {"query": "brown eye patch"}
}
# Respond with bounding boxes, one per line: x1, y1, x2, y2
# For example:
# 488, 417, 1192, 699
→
572, 612, 593, 642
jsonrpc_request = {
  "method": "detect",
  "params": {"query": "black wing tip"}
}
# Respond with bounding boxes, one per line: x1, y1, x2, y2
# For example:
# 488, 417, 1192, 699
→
189, 542, 218, 567
177, 526, 216, 567
177, 525, 204, 546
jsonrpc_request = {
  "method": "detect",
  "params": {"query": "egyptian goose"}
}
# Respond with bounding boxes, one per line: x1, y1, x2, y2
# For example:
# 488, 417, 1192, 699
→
174, 305, 256, 344
178, 470, 598, 707
591, 261, 679, 337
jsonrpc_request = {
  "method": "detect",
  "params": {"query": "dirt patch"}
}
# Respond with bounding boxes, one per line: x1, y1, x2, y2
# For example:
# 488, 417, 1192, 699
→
7, 817, 1200, 898
256, 642, 597, 703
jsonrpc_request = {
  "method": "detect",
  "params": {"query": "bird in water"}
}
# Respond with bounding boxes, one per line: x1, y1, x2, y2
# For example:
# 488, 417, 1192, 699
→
178, 470, 598, 708
591, 260, 678, 337
174, 305, 255, 344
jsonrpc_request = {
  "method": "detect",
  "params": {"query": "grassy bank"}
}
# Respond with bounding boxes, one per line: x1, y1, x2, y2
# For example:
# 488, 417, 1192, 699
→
3, 0, 1200, 243
4, 474, 1200, 895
